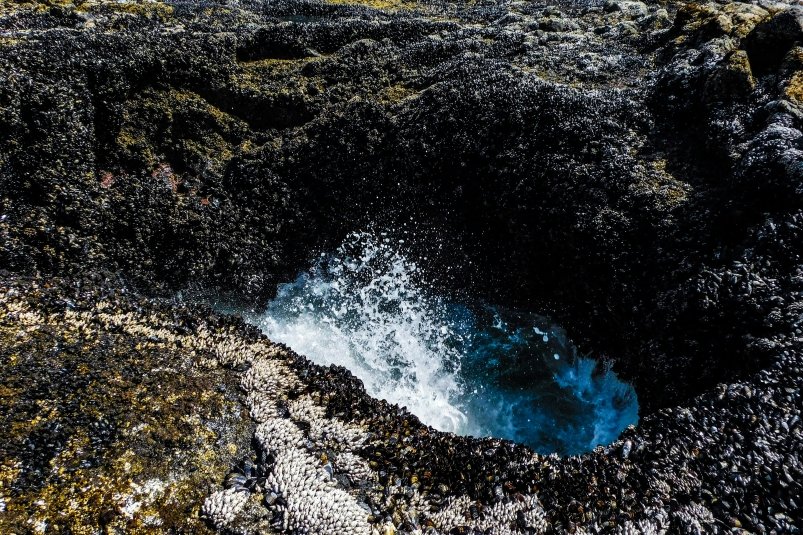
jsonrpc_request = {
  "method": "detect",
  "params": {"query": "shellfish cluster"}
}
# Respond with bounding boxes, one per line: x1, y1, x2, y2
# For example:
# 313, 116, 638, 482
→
1, 265, 801, 533
202, 325, 551, 534
194, 299, 801, 533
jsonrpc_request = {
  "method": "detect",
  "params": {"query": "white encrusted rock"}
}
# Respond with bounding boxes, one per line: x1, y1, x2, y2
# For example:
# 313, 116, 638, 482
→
201, 487, 249, 529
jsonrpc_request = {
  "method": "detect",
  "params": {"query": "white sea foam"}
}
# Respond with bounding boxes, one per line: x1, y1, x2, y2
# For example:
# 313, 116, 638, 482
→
246, 231, 639, 454
247, 232, 468, 433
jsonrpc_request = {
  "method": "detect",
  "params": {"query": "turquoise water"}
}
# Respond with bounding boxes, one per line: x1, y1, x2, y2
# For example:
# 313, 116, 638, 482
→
246, 232, 638, 456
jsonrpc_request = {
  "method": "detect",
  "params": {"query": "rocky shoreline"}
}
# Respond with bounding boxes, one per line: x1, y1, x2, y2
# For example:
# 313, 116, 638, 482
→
1, 0, 802, 533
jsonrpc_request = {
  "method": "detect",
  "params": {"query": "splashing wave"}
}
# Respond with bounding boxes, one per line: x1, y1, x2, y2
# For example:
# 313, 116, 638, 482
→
246, 232, 638, 455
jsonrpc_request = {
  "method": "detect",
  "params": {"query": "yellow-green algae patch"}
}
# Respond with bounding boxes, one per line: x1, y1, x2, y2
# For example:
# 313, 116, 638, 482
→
88, 0, 174, 21
0, 281, 255, 533
239, 57, 318, 73
378, 83, 418, 104
671, 2, 769, 46
786, 70, 803, 103
233, 55, 328, 95
325, 0, 419, 11
1, 0, 173, 20
115, 87, 251, 173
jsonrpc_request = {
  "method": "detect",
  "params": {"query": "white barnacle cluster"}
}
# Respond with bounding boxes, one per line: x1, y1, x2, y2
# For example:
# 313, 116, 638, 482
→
427, 494, 547, 535
288, 395, 369, 450
576, 504, 713, 535
241, 357, 302, 425
609, 518, 665, 535
0, 297, 46, 330
107, 308, 288, 375
238, 358, 374, 534
257, 415, 372, 534
241, 357, 301, 399
201, 487, 249, 529
94, 309, 180, 347
332, 451, 378, 483
190, 328, 283, 369
175, 322, 377, 534
91, 304, 288, 372
670, 503, 716, 533
270, 448, 371, 533
61, 298, 372, 535
256, 418, 306, 453
246, 390, 282, 422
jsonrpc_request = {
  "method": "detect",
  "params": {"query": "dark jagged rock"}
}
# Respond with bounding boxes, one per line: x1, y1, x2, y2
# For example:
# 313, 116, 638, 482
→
744, 7, 803, 73
0, 0, 802, 533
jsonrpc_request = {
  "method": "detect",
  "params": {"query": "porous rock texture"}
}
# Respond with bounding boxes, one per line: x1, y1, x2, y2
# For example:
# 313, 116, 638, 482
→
0, 0, 802, 533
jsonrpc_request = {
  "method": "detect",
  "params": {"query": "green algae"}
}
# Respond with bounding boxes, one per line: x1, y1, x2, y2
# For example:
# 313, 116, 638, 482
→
324, 0, 418, 11
378, 83, 418, 104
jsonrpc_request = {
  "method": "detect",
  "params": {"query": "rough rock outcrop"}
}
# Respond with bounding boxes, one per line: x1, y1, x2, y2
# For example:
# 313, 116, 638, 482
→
1, 0, 802, 533
0, 276, 254, 532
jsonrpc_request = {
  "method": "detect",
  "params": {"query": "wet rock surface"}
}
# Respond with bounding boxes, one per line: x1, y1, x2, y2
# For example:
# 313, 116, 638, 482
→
1, 0, 802, 533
